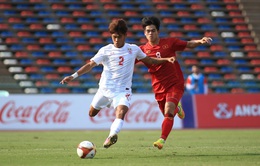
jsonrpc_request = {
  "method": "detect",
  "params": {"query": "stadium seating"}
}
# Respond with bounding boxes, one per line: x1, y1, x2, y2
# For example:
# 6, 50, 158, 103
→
0, 0, 259, 94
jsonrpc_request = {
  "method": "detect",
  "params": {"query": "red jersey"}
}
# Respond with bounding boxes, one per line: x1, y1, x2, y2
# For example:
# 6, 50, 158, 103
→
140, 38, 187, 93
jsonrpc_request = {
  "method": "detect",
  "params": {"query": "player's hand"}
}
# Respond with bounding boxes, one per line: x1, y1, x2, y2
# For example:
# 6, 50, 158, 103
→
200, 37, 212, 45
168, 57, 176, 63
60, 76, 73, 84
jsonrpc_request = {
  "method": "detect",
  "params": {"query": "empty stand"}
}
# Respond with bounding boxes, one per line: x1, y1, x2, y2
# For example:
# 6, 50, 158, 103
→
0, 0, 259, 94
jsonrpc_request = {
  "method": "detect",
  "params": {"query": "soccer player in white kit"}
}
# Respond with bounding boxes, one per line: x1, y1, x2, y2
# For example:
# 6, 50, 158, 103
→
60, 19, 175, 148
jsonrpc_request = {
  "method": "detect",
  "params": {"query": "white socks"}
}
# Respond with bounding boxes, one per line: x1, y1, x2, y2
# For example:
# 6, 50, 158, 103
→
109, 118, 124, 137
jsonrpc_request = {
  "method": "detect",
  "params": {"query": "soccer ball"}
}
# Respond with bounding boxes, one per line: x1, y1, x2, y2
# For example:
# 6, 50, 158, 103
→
77, 141, 96, 159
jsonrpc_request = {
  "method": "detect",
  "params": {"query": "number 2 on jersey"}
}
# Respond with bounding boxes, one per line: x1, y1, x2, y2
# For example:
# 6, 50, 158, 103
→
119, 56, 124, 66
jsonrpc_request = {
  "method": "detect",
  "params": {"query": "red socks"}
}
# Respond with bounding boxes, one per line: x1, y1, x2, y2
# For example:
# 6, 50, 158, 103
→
161, 113, 174, 140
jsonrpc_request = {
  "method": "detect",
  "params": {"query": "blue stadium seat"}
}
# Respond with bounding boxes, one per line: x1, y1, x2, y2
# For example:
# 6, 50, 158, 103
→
31, 51, 45, 57
38, 11, 51, 16
53, 59, 66, 65
30, 74, 44, 80
70, 59, 84, 65
221, 66, 234, 72
56, 11, 70, 16
213, 51, 228, 57
214, 88, 229, 93
180, 52, 195, 57
56, 38, 69, 43
65, 51, 78, 57
167, 24, 181, 30
10, 44, 24, 50
44, 44, 58, 50
77, 18, 91, 23
60, 45, 73, 50
40, 88, 54, 93
208, 74, 222, 79
41, 66, 55, 72
20, 59, 33, 65
71, 88, 86, 93
35, 31, 48, 37
22, 38, 37, 43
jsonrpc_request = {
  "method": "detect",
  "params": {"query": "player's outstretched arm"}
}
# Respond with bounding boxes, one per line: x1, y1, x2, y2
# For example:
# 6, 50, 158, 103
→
186, 37, 212, 48
60, 61, 97, 84
141, 56, 175, 65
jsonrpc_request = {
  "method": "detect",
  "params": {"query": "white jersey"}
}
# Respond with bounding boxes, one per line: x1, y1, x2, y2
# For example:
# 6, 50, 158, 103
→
91, 43, 147, 90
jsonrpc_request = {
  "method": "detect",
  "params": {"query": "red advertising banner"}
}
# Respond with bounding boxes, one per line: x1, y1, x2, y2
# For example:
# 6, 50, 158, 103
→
195, 94, 260, 128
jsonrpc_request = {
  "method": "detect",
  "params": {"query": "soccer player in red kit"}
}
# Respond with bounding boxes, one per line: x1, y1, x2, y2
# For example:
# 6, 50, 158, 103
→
139, 16, 212, 149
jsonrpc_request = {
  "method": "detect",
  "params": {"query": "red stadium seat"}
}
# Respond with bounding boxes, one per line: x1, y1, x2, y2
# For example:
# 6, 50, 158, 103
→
241, 38, 254, 44
231, 88, 245, 94
197, 52, 210, 57
8, 17, 22, 23
169, 32, 183, 37
191, 4, 204, 9
21, 11, 34, 16
156, 4, 169, 9
56, 88, 70, 93
0, 23, 9, 29
81, 24, 94, 30
15, 51, 28, 57
89, 38, 103, 44
210, 45, 223, 51
61, 17, 74, 23
184, 59, 198, 65
51, 4, 65, 9
86, 4, 99, 9
162, 18, 175, 23
25, 66, 39, 73
5, 37, 19, 43
48, 51, 62, 57
211, 81, 224, 86
177, 11, 190, 16
57, 67, 72, 73
238, 32, 251, 37
104, 4, 117, 9
217, 59, 231, 65
132, 24, 143, 30
39, 37, 53, 44
198, 18, 211, 23
35, 81, 49, 86
77, 44, 91, 51
0, 4, 12, 9
36, 59, 51, 65
69, 31, 83, 37
124, 11, 138, 16
250, 59, 260, 65
72, 11, 86, 16
244, 45, 257, 51
45, 73, 59, 80
204, 67, 218, 73
17, 31, 32, 37
26, 44, 41, 51
224, 73, 237, 80
235, 25, 248, 30
29, 24, 44, 30
229, 11, 242, 17
247, 51, 260, 57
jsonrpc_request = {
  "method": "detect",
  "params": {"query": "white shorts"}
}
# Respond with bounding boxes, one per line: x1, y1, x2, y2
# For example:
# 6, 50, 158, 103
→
91, 88, 132, 110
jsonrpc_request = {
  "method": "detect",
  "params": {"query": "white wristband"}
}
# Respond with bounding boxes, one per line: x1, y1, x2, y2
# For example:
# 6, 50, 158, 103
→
71, 72, 78, 79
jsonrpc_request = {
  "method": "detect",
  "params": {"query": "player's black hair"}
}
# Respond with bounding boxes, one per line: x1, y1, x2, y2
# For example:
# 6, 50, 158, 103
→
109, 19, 128, 35
141, 16, 160, 31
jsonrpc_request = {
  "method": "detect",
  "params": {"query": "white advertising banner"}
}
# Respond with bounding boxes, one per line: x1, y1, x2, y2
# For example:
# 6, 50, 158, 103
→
0, 94, 182, 130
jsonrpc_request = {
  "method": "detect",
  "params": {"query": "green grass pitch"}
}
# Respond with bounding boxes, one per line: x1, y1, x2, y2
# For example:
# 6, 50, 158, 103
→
0, 129, 259, 166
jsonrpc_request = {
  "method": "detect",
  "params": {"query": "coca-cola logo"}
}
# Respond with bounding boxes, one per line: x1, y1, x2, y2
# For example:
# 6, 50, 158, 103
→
0, 100, 70, 124
90, 100, 160, 123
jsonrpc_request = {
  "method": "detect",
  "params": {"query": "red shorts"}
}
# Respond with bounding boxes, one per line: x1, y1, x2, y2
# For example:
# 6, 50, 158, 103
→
155, 84, 184, 113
